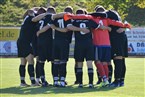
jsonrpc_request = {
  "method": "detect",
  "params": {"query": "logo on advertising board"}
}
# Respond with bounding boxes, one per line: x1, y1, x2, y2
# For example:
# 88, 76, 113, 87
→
3, 42, 11, 53
128, 43, 135, 53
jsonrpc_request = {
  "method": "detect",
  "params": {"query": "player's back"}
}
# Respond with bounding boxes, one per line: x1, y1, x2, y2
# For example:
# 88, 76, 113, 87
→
36, 14, 53, 41
53, 18, 73, 43
72, 19, 98, 42
19, 15, 36, 43
92, 17, 110, 46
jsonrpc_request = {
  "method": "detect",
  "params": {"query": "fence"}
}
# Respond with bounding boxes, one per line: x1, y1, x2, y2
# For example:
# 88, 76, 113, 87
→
0, 27, 145, 57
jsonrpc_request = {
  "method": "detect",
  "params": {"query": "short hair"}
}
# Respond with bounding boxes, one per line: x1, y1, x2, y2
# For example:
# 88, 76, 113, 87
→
94, 5, 102, 10
76, 9, 84, 14
84, 10, 88, 14
23, 9, 34, 19
64, 6, 73, 13
37, 7, 46, 14
95, 6, 106, 12
47, 6, 56, 14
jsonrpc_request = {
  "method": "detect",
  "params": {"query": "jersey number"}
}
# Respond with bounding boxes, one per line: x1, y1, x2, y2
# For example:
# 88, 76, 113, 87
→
80, 23, 86, 35
99, 20, 104, 26
39, 20, 44, 30
58, 19, 64, 28
22, 15, 29, 25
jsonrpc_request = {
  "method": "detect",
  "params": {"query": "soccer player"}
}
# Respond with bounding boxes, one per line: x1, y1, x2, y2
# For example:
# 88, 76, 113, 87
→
66, 9, 111, 88
107, 10, 129, 87
32, 6, 56, 87
31, 7, 47, 85
17, 9, 39, 87
89, 6, 130, 87
50, 6, 74, 87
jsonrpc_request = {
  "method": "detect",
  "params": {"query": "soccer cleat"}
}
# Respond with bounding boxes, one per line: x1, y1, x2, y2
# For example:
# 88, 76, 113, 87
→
96, 80, 102, 85
119, 81, 124, 87
78, 84, 83, 88
36, 79, 42, 84
98, 81, 109, 87
53, 81, 59, 87
60, 81, 66, 87
20, 83, 30, 87
109, 81, 120, 87
42, 81, 49, 87
31, 82, 40, 87
88, 84, 94, 88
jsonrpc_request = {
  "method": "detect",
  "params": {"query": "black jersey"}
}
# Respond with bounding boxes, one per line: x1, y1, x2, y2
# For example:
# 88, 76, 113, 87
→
72, 19, 99, 42
36, 14, 53, 40
52, 18, 73, 43
106, 10, 126, 37
18, 15, 37, 43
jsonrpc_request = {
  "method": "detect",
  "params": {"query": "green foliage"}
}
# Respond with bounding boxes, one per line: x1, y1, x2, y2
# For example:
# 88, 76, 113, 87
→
0, 0, 145, 26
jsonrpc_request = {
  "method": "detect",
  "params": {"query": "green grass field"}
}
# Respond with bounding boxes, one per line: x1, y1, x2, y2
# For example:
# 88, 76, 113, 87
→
0, 58, 145, 97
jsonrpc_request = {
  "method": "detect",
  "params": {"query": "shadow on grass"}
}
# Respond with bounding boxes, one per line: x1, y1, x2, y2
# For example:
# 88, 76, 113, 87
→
0, 84, 117, 95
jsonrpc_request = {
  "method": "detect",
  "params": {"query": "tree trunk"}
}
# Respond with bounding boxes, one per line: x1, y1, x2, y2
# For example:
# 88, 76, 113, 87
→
47, 0, 50, 7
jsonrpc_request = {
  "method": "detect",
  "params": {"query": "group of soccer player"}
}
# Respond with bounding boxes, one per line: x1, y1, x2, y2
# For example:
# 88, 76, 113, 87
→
17, 5, 131, 88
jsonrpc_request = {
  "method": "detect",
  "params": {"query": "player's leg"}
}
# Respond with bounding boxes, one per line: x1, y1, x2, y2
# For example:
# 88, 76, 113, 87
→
59, 40, 69, 87
77, 62, 83, 88
59, 60, 67, 87
52, 41, 60, 87
26, 53, 39, 86
102, 47, 112, 84
19, 58, 29, 86
86, 61, 94, 88
119, 58, 126, 86
108, 62, 113, 83
74, 61, 79, 84
74, 42, 84, 87
94, 46, 102, 84
52, 60, 60, 87
35, 56, 41, 84
17, 40, 33, 86
86, 44, 95, 88
120, 36, 128, 86
110, 38, 125, 87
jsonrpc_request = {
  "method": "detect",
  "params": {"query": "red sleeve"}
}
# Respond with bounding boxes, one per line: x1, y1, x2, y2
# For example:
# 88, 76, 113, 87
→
107, 18, 125, 27
64, 14, 93, 21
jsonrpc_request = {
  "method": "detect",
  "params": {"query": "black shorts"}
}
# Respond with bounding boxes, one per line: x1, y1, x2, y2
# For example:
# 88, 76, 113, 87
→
52, 39, 70, 61
17, 39, 33, 58
74, 41, 95, 62
95, 46, 111, 62
37, 38, 53, 62
110, 35, 128, 58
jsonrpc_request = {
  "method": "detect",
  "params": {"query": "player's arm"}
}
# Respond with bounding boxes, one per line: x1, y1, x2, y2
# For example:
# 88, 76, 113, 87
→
50, 24, 68, 32
116, 28, 126, 33
107, 18, 131, 29
67, 24, 90, 33
90, 20, 111, 32
32, 13, 48, 22
51, 12, 67, 20
99, 25, 112, 32
36, 24, 51, 36
64, 14, 93, 21
89, 12, 107, 18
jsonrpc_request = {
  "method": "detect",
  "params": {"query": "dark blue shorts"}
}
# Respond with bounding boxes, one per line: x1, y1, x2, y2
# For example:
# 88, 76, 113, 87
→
95, 46, 111, 62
